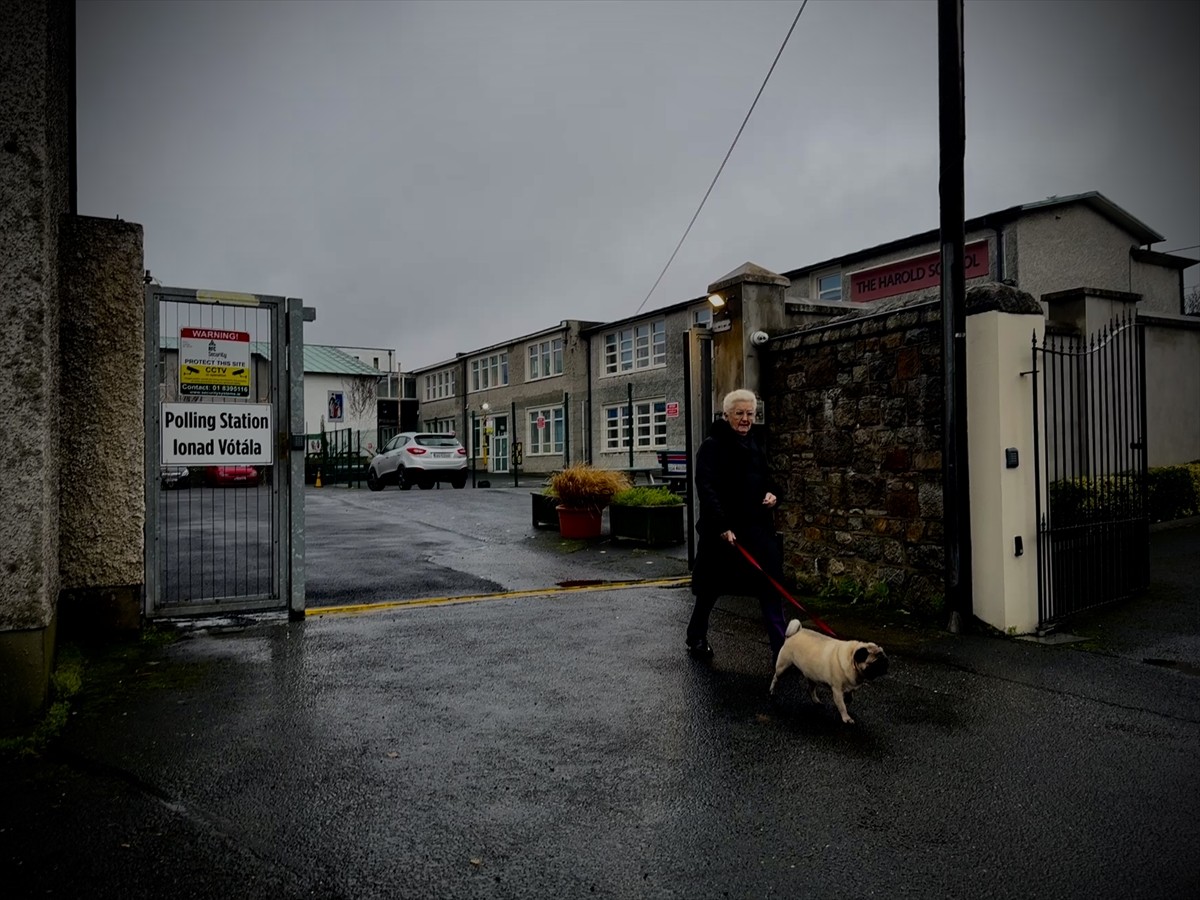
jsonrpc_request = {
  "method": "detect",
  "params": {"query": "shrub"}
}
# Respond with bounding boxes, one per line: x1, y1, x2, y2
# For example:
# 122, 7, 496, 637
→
547, 465, 630, 510
1146, 463, 1200, 522
1049, 474, 1142, 525
611, 485, 683, 507
1050, 464, 1200, 525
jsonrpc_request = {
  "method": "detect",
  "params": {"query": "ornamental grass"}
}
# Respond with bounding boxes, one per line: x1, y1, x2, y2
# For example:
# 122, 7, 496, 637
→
548, 464, 631, 510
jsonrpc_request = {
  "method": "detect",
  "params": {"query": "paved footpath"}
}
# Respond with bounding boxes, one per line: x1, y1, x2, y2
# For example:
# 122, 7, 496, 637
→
2, 523, 1197, 899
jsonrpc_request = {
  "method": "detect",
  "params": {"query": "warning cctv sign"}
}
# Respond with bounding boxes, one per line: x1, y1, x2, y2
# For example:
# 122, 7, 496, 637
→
180, 327, 251, 397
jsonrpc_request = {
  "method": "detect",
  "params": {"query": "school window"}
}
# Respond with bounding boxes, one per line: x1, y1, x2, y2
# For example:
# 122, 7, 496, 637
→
470, 353, 508, 392
602, 399, 667, 450
423, 417, 456, 435
527, 406, 564, 455
527, 339, 563, 381
692, 307, 712, 328
817, 272, 842, 302
603, 319, 666, 375
424, 369, 455, 400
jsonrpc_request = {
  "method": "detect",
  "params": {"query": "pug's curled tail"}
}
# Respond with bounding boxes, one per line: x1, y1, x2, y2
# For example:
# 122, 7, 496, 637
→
785, 619, 804, 637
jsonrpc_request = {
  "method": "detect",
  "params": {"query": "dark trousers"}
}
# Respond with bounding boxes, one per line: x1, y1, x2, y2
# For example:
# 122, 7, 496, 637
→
687, 588, 788, 660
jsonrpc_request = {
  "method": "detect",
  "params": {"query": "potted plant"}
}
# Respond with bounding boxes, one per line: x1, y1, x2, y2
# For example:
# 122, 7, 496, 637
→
609, 485, 686, 545
547, 465, 630, 539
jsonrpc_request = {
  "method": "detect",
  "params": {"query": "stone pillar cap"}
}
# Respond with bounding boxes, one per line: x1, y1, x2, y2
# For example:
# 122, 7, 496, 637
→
707, 262, 790, 294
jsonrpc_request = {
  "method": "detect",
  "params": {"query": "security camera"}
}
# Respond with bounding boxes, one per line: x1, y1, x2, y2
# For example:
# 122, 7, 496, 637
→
750, 330, 770, 346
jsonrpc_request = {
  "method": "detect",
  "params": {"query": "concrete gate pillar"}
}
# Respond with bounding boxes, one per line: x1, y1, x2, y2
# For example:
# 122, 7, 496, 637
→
706, 262, 790, 417
965, 284, 1046, 634
0, 0, 75, 724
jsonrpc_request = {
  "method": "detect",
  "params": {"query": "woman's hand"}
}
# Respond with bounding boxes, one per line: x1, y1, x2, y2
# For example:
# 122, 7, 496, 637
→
721, 530, 737, 544
763, 492, 777, 508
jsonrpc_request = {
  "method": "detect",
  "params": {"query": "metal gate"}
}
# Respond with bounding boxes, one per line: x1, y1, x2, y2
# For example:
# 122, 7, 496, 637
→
1030, 311, 1148, 626
145, 286, 308, 618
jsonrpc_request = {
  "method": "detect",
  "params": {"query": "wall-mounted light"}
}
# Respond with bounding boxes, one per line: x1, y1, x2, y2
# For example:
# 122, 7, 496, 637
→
707, 292, 726, 309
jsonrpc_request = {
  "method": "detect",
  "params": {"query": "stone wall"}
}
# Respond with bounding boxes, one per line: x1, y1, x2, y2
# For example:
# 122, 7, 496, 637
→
767, 297, 946, 607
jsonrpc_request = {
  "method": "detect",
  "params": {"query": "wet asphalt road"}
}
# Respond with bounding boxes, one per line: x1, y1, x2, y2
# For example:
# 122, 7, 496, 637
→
303, 483, 692, 604
3, 489, 1198, 899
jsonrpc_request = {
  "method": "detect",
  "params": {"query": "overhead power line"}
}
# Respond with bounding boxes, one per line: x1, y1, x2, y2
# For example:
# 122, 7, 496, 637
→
633, 0, 809, 316
1161, 244, 1200, 254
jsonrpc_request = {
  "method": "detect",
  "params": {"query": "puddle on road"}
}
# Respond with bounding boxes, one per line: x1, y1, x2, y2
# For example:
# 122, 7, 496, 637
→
1143, 658, 1200, 676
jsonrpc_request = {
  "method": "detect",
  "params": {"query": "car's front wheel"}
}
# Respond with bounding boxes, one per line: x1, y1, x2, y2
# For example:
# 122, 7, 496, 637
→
367, 468, 383, 492
417, 475, 434, 490
398, 468, 412, 490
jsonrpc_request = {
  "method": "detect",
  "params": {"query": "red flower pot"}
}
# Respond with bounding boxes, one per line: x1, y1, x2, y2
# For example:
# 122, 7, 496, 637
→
556, 505, 603, 539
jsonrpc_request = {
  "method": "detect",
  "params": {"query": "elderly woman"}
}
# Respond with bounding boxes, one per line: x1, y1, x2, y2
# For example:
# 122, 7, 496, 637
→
687, 388, 787, 662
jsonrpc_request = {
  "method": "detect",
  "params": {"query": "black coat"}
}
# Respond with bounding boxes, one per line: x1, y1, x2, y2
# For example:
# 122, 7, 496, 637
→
690, 420, 784, 597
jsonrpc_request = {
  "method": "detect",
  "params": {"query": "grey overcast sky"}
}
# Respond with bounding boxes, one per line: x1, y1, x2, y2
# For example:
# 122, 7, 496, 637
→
76, 0, 1199, 370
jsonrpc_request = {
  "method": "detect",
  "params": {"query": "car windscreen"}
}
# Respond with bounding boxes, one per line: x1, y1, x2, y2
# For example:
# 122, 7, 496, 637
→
414, 435, 459, 448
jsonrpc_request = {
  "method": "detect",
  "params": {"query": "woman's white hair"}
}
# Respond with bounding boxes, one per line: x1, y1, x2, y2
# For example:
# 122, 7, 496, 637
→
722, 388, 758, 414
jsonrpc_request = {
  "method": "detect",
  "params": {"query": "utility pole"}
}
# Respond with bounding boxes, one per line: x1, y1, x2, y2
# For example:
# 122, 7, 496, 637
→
938, 0, 972, 632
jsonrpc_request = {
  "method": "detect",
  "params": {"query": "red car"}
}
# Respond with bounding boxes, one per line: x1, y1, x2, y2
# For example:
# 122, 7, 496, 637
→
204, 465, 261, 488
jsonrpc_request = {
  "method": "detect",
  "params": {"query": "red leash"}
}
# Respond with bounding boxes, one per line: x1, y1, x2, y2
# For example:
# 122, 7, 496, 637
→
733, 541, 839, 639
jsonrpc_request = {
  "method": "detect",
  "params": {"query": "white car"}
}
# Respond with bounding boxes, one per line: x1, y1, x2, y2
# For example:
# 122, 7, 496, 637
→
367, 432, 468, 491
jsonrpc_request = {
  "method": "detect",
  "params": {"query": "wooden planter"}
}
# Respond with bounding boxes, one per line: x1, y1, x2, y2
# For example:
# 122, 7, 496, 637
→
531, 492, 560, 529
556, 505, 603, 539
609, 504, 685, 546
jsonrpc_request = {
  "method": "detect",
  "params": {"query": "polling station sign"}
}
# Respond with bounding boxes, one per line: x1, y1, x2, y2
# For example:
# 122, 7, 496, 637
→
161, 403, 273, 465
180, 327, 251, 397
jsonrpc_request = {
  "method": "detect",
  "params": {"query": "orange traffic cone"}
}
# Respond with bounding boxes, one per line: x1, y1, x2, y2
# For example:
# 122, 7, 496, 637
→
315, 470, 323, 488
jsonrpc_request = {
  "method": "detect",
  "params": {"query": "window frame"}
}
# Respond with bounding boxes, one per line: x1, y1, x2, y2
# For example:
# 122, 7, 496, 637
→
601, 398, 667, 451
469, 352, 509, 393
526, 405, 565, 456
816, 271, 843, 302
602, 319, 666, 376
527, 338, 564, 382
423, 369, 456, 401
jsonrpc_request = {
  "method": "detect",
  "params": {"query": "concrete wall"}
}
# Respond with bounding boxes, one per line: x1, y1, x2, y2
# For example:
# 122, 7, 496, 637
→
305, 372, 379, 448
57, 217, 145, 631
0, 0, 74, 723
1142, 314, 1200, 467
1132, 263, 1185, 316
1016, 205, 1140, 300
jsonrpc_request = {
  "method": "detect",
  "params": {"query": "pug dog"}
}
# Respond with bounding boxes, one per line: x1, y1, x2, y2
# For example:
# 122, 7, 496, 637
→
769, 619, 889, 724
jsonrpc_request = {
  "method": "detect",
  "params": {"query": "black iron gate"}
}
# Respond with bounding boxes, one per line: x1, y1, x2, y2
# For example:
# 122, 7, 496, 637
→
1030, 312, 1148, 626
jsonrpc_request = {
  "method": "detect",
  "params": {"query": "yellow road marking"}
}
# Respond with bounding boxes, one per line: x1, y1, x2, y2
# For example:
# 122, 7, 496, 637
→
306, 576, 691, 618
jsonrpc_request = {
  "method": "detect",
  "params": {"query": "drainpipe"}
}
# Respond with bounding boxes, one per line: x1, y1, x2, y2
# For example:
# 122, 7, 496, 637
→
563, 391, 570, 466
627, 382, 634, 469
585, 335, 594, 465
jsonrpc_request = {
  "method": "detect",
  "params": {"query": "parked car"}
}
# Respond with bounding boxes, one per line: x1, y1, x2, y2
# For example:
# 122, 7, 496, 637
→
204, 465, 261, 488
160, 465, 190, 489
367, 432, 468, 491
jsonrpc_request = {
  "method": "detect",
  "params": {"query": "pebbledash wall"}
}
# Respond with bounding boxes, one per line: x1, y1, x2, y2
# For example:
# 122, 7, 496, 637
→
2, 0, 147, 723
